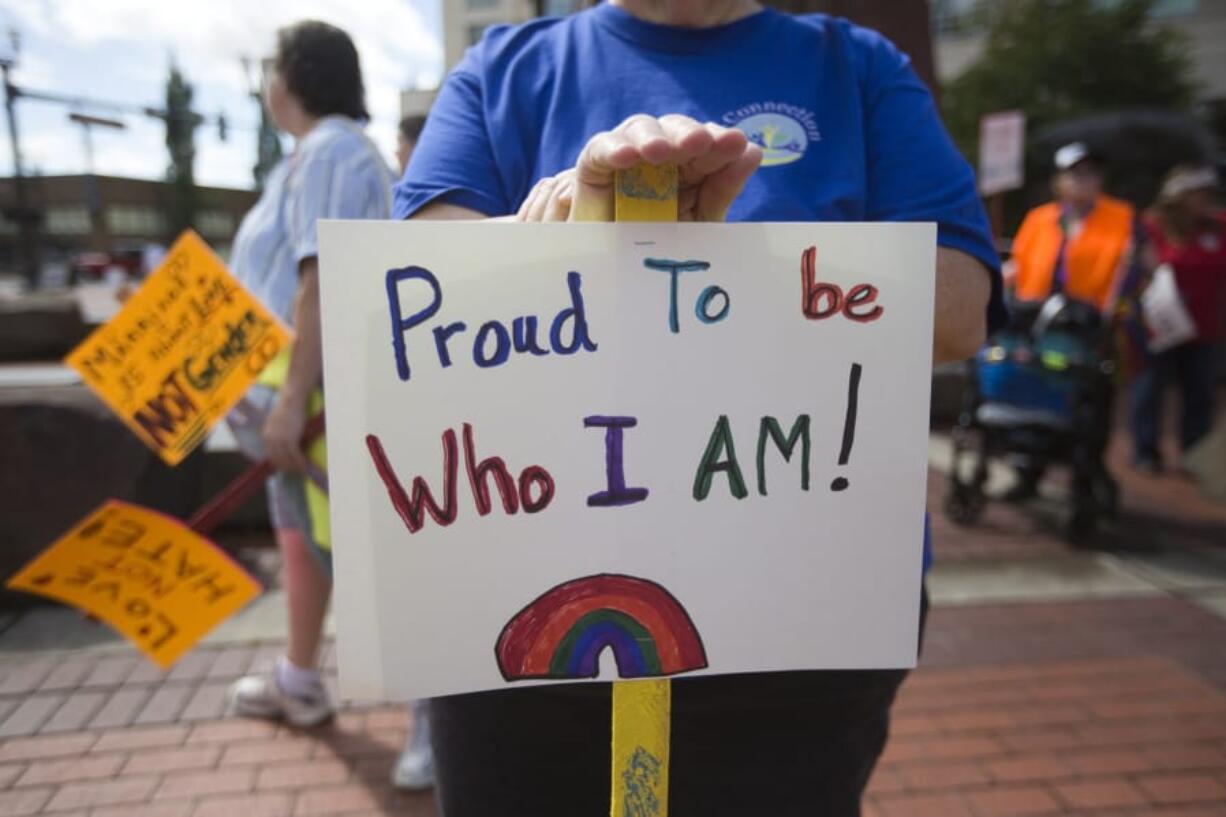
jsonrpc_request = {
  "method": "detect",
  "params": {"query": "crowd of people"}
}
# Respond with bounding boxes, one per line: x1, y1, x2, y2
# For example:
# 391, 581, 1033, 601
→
214, 2, 1220, 814
1008, 143, 1224, 480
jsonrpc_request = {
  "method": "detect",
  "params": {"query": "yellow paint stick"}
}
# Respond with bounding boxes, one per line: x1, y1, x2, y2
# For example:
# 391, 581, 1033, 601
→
604, 162, 678, 817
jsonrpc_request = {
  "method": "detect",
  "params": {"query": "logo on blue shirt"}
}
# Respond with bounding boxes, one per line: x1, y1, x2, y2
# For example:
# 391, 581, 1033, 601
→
723, 103, 821, 168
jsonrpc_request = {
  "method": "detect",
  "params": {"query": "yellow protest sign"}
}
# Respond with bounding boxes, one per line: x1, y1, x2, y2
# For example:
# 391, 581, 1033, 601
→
65, 230, 291, 465
7, 500, 261, 668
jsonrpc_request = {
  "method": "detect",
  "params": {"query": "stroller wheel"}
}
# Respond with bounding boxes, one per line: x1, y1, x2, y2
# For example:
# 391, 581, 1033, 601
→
944, 481, 986, 526
1064, 506, 1098, 546
1092, 474, 1120, 519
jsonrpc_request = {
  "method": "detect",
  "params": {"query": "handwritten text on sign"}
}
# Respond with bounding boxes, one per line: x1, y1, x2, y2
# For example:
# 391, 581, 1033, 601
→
319, 222, 936, 700
65, 230, 292, 465
6, 500, 261, 668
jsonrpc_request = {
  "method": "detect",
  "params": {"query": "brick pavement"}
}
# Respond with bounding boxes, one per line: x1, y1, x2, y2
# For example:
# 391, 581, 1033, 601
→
929, 408, 1226, 561
3, 425, 1225, 815
868, 654, 1226, 817
0, 593, 1224, 815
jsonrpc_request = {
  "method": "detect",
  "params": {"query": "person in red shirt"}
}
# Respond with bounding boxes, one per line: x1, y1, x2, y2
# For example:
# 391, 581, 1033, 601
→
1131, 165, 1225, 471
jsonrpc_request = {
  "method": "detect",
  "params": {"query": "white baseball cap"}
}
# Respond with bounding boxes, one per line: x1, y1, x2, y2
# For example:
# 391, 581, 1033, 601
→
1054, 142, 1101, 171
1159, 166, 1218, 201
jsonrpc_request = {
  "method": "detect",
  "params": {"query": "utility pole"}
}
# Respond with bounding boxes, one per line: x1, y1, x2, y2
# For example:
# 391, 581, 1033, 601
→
1, 29, 40, 288
241, 56, 282, 190
68, 112, 125, 250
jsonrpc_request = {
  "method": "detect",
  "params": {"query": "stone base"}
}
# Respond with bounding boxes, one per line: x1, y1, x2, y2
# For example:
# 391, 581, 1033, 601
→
0, 382, 269, 609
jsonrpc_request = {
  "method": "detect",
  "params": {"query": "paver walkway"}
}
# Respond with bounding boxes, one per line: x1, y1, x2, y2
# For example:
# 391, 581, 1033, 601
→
1, 594, 1225, 816
2, 427, 1224, 815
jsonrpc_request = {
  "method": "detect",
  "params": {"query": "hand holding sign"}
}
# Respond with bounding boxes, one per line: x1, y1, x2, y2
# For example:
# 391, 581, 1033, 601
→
517, 114, 762, 223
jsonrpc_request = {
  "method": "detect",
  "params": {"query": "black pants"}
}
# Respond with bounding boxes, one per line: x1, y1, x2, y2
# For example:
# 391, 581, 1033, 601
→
431, 593, 927, 817
1131, 341, 1217, 462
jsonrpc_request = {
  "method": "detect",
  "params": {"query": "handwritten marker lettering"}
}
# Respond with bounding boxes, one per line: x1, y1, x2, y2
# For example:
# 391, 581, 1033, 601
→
692, 415, 749, 501
63, 231, 291, 465
366, 423, 556, 533
830, 363, 862, 492
695, 285, 731, 324
642, 258, 729, 333
757, 416, 811, 496
800, 246, 884, 322
584, 416, 650, 508
385, 267, 597, 382
131, 371, 198, 450
368, 249, 885, 527
7, 499, 260, 667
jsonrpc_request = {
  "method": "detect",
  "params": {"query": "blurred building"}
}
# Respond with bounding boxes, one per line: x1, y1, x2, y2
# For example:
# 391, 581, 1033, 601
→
410, 0, 935, 118
401, 88, 438, 121
402, 0, 584, 118
441, 0, 535, 72
0, 175, 256, 274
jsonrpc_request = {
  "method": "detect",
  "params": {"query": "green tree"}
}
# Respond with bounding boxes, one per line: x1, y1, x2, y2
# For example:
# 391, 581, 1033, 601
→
165, 63, 200, 237
943, 0, 1196, 159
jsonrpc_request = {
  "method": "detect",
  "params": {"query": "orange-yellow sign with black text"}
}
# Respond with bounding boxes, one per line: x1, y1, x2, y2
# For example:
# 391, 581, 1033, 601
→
65, 230, 291, 465
6, 500, 261, 668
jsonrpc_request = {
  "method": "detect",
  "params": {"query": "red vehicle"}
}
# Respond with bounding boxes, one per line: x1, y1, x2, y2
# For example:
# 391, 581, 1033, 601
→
69, 248, 143, 283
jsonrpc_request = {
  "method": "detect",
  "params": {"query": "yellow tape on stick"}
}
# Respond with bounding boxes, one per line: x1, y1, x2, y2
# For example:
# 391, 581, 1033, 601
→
603, 161, 679, 817
611, 677, 671, 816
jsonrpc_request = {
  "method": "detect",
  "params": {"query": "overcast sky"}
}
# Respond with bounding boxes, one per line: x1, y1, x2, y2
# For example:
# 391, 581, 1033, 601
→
0, 0, 443, 189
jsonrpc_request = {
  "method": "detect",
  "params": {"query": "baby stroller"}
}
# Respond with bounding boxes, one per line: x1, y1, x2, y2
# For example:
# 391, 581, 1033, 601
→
944, 294, 1119, 543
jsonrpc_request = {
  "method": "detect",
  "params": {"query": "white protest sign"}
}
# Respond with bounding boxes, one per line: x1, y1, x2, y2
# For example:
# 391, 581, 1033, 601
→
318, 222, 935, 700
979, 110, 1026, 196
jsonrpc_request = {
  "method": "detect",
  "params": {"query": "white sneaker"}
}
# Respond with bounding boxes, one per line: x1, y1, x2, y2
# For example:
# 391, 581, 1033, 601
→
229, 665, 333, 728
392, 701, 435, 790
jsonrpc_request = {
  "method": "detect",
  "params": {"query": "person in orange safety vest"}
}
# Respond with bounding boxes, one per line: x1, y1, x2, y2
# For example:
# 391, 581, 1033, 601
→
1001, 142, 1139, 502
1007, 142, 1136, 314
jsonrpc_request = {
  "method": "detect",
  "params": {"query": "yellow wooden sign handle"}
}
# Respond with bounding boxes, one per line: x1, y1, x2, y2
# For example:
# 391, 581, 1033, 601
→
611, 676, 671, 816
604, 162, 678, 817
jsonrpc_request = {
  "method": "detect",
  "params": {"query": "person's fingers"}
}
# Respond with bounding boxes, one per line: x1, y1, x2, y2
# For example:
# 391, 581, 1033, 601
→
706, 122, 750, 152
572, 114, 750, 222
575, 130, 639, 187
572, 131, 631, 222
519, 176, 558, 222
677, 184, 700, 221
516, 177, 551, 221
617, 115, 672, 165
680, 123, 751, 183
658, 114, 714, 165
692, 143, 763, 222
543, 172, 575, 221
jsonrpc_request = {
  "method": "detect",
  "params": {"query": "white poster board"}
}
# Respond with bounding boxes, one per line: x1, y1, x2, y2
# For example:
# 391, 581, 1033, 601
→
979, 110, 1026, 196
318, 221, 935, 700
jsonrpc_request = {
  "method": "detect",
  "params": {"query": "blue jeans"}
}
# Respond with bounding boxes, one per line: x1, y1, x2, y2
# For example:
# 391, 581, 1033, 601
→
1130, 341, 1217, 462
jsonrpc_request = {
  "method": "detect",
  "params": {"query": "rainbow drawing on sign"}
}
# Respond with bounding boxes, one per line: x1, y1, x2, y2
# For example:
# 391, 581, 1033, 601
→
495, 574, 708, 681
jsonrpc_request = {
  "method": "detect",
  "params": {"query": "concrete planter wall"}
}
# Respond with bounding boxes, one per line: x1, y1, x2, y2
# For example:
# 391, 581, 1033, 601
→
0, 385, 268, 609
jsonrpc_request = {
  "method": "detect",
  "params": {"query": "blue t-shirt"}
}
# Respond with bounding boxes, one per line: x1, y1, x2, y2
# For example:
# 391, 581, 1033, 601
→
396, 3, 1004, 325
396, 3, 1006, 572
